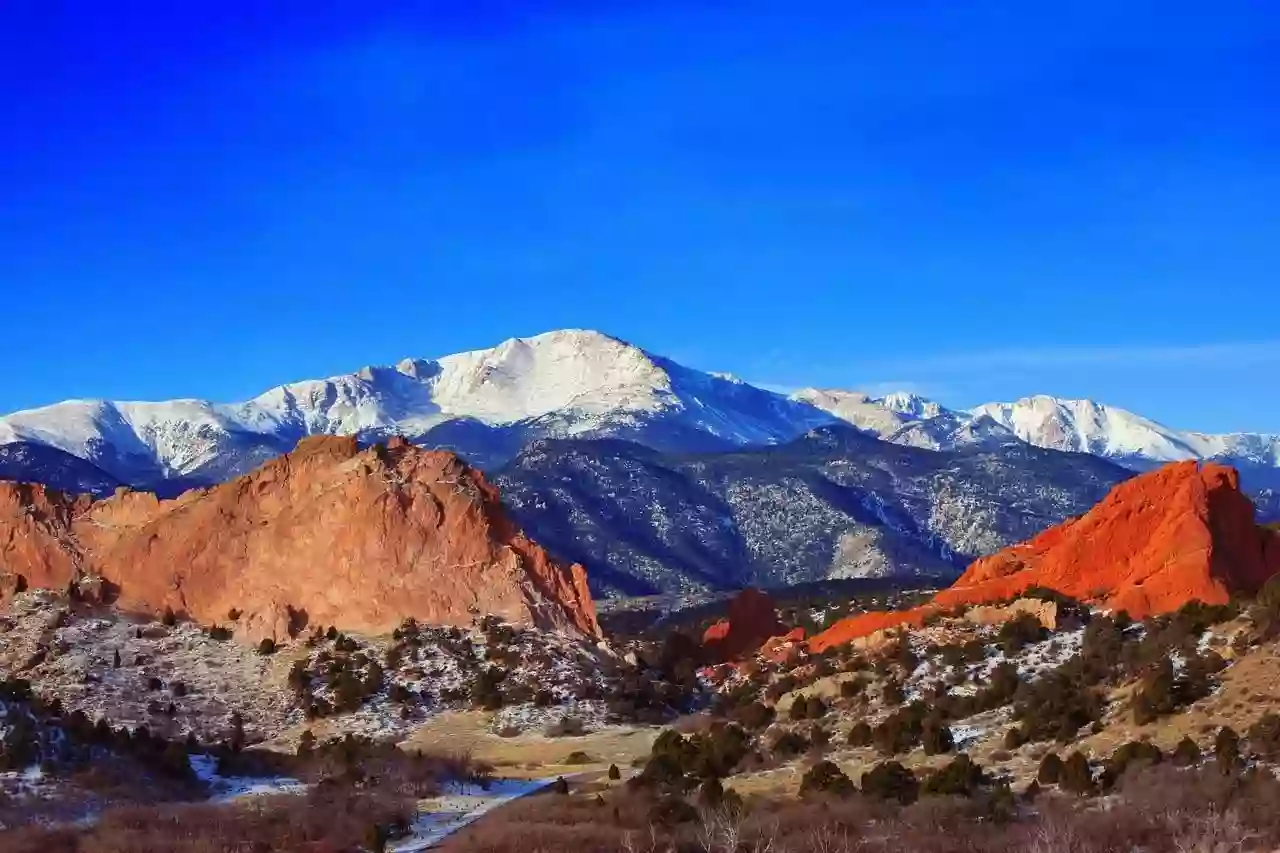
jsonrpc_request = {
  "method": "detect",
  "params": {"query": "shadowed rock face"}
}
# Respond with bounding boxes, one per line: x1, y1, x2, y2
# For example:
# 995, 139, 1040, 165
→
0, 436, 599, 642
810, 462, 1280, 651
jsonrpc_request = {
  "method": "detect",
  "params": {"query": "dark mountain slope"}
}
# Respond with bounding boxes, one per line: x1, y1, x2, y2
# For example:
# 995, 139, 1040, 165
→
495, 426, 1131, 597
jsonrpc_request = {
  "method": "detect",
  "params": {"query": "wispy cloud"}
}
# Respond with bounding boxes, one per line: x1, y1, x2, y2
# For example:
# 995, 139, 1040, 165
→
857, 340, 1280, 375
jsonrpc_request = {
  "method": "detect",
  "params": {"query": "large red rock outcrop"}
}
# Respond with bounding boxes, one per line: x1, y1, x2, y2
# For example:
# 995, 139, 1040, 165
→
0, 436, 599, 642
811, 462, 1280, 651
701, 588, 787, 662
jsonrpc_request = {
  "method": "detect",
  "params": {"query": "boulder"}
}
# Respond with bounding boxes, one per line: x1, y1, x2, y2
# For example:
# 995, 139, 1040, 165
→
965, 598, 1059, 631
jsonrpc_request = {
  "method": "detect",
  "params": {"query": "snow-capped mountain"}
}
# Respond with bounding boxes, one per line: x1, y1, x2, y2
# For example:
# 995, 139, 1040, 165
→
0, 330, 835, 488
790, 389, 1017, 452
0, 329, 1276, 518
794, 389, 1279, 485
970, 395, 1280, 469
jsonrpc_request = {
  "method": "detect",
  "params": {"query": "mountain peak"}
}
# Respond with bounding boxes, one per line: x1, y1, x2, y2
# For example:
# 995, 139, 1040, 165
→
878, 391, 944, 419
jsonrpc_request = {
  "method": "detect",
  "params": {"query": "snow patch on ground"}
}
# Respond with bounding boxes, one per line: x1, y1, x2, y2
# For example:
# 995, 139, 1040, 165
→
188, 754, 306, 803
389, 778, 557, 853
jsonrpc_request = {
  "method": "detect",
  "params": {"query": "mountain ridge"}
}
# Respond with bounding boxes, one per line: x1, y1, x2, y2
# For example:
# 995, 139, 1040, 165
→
0, 329, 1275, 517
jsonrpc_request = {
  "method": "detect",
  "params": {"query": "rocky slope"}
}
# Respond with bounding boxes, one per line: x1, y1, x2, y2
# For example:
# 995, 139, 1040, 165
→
810, 461, 1280, 650
0, 436, 599, 642
493, 426, 1129, 597
0, 442, 123, 497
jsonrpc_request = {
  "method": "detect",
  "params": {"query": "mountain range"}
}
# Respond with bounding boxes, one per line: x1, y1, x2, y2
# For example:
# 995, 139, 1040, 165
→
1, 329, 1275, 595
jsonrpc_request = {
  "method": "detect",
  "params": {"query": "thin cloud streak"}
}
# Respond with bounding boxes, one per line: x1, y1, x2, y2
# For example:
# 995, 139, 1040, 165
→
858, 341, 1280, 375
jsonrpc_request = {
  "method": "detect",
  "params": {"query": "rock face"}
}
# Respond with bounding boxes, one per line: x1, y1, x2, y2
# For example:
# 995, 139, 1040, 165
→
0, 437, 599, 642
701, 589, 787, 662
935, 462, 1280, 616
811, 462, 1280, 650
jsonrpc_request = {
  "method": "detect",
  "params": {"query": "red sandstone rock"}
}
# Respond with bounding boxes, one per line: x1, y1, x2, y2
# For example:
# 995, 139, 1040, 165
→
811, 462, 1280, 651
0, 437, 599, 642
702, 588, 787, 662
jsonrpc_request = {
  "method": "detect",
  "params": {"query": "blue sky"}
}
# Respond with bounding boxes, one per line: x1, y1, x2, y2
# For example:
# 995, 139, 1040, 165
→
1, 1, 1278, 432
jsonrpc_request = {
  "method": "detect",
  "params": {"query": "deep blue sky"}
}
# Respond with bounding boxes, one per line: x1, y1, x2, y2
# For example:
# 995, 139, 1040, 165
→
2, 1, 1278, 432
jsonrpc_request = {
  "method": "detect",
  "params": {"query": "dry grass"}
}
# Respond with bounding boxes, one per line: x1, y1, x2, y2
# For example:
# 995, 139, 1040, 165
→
1, 787, 414, 853
1079, 638, 1280, 759
402, 710, 658, 778
433, 764, 1280, 853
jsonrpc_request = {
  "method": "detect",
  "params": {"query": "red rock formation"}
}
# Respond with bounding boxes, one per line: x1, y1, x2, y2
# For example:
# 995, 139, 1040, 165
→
0, 437, 599, 642
701, 588, 788, 662
811, 462, 1280, 651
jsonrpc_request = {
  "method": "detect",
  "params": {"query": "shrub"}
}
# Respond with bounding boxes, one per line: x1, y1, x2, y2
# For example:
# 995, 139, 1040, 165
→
1059, 751, 1094, 795
997, 612, 1048, 654
1013, 670, 1103, 743
161, 607, 176, 627
647, 794, 697, 826
873, 702, 926, 756
860, 761, 918, 805
471, 667, 505, 710
769, 730, 808, 759
1172, 736, 1201, 767
921, 716, 953, 756
840, 678, 866, 699
800, 760, 855, 797
1215, 726, 1241, 773
257, 638, 277, 656
564, 751, 593, 765
1038, 752, 1063, 784
922, 754, 986, 797
1105, 740, 1162, 786
847, 721, 873, 748
608, 763, 621, 781
1247, 712, 1280, 760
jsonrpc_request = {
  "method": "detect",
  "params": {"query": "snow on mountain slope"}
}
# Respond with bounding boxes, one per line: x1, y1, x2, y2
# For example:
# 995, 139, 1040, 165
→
880, 391, 945, 420
971, 395, 1280, 467
789, 389, 915, 438
2, 330, 1277, 506
0, 330, 835, 486
789, 389, 1006, 451
887, 413, 1019, 452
